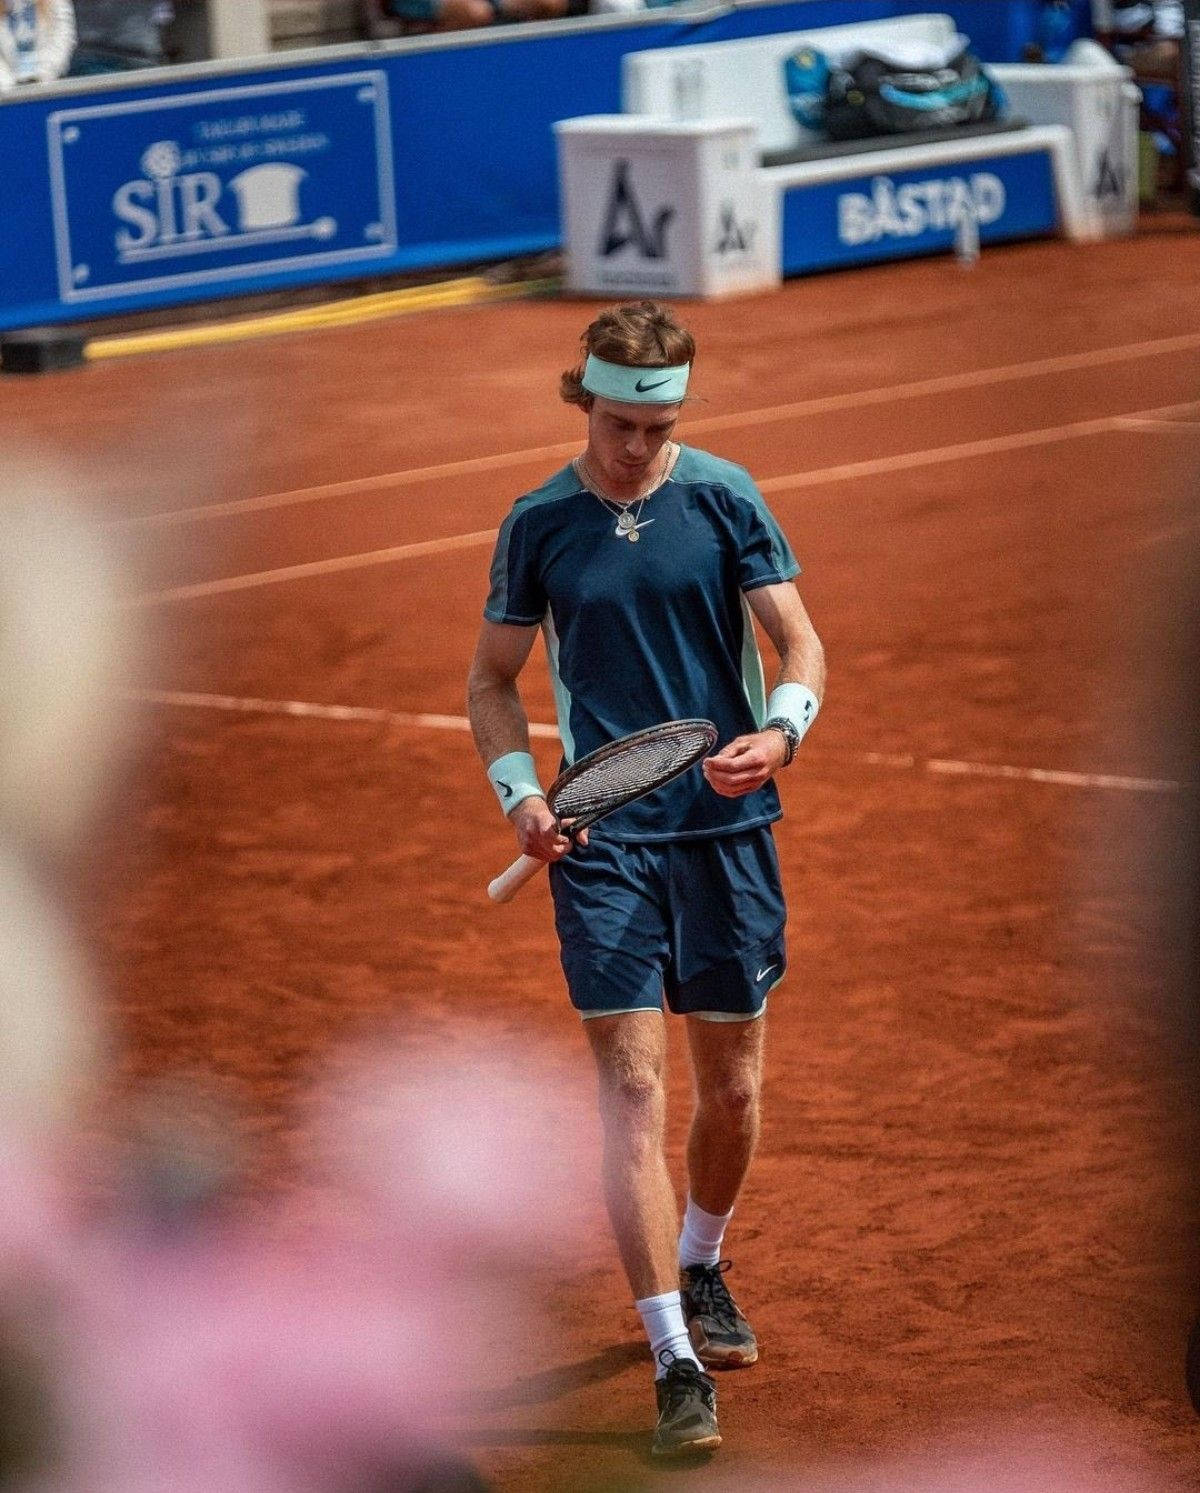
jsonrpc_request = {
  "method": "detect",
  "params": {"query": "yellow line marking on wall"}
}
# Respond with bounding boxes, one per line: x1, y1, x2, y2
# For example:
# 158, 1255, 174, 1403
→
85, 276, 558, 361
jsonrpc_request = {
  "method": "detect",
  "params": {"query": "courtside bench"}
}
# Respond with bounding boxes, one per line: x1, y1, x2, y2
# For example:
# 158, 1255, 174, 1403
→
555, 12, 1138, 298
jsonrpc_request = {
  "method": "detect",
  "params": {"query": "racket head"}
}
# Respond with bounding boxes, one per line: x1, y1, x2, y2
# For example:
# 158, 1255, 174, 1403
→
546, 718, 718, 832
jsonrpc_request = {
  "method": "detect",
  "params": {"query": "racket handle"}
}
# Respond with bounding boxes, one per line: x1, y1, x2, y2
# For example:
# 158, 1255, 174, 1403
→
488, 853, 547, 903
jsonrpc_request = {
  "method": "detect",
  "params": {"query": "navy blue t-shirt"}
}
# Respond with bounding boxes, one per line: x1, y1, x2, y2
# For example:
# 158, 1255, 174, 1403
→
484, 445, 800, 842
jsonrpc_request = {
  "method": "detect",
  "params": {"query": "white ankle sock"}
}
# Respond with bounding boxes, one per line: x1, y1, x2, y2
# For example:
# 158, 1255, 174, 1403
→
635, 1289, 702, 1378
678, 1196, 733, 1269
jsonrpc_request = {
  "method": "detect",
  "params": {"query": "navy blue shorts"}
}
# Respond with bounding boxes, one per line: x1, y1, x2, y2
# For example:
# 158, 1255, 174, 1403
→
548, 827, 787, 1020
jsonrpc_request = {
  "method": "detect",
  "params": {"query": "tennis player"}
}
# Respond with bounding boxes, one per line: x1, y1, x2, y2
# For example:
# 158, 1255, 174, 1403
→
466, 300, 825, 1458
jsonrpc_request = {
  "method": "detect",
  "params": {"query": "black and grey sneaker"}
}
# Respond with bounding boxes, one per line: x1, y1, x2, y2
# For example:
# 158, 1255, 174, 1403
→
680, 1260, 759, 1369
651, 1352, 721, 1458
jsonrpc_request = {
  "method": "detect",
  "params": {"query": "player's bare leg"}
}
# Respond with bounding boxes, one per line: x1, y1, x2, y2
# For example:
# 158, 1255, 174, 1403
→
678, 1014, 766, 1368
585, 1010, 680, 1300
684, 1013, 766, 1214
585, 1011, 719, 1455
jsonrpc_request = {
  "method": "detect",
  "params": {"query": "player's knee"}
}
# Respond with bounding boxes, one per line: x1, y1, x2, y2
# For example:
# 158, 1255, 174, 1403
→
701, 1069, 760, 1124
588, 1015, 667, 1130
605, 1065, 664, 1118
597, 1056, 666, 1135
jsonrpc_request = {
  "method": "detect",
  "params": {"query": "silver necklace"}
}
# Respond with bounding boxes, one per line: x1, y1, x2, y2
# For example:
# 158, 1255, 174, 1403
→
575, 446, 674, 543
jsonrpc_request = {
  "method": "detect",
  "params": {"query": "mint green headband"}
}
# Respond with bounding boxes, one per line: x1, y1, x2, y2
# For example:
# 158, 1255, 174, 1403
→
581, 354, 690, 404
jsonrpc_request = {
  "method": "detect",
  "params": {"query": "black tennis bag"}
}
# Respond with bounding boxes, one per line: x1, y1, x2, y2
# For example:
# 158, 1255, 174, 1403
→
823, 43, 1005, 141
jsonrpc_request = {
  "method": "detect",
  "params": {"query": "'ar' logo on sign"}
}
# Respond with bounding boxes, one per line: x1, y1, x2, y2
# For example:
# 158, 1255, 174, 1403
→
714, 203, 755, 255
598, 160, 674, 259
1091, 98, 1127, 203
1093, 147, 1126, 201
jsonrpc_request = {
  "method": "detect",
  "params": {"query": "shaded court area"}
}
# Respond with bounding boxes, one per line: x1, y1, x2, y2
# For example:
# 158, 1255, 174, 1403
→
4, 216, 1200, 1490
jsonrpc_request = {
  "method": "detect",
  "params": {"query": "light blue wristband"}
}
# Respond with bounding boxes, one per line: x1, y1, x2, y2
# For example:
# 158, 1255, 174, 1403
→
487, 751, 545, 816
765, 683, 820, 743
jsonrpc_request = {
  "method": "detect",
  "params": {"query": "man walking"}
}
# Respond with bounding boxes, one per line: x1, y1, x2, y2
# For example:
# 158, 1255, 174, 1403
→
467, 301, 825, 1456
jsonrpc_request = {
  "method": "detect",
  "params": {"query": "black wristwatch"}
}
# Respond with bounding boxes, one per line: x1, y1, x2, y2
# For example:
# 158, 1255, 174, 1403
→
763, 716, 800, 767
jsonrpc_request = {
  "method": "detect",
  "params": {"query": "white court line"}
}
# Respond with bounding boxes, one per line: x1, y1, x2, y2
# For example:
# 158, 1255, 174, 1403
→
1137, 514, 1200, 549
1111, 416, 1200, 433
757, 414, 1116, 494
126, 529, 498, 607
130, 689, 559, 739
125, 402, 1199, 608
756, 396, 1200, 494
109, 330, 1200, 530
129, 690, 1183, 795
925, 758, 1179, 793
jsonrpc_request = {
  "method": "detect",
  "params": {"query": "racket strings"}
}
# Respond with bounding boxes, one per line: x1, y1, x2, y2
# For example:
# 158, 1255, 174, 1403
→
552, 727, 713, 820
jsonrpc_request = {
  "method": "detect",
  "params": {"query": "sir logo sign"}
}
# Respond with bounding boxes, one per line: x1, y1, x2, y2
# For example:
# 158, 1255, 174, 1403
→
48, 73, 395, 304
112, 141, 324, 262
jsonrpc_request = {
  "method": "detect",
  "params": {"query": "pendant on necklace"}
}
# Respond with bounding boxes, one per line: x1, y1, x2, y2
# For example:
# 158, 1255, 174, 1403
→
616, 509, 636, 532
627, 529, 640, 543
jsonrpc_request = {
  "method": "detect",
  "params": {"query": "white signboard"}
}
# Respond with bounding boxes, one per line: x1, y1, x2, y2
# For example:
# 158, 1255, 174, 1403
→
556, 117, 779, 300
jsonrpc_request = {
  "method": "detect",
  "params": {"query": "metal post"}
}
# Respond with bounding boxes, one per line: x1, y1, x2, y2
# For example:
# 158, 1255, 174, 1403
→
205, 0, 270, 59
1184, 0, 1200, 212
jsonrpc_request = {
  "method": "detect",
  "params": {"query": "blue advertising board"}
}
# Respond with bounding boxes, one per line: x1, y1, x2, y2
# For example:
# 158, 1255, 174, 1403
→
46, 72, 395, 306
0, 1, 1071, 331
779, 147, 1060, 276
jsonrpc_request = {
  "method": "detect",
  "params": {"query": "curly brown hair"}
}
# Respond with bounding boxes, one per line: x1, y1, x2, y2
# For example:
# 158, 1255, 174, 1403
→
559, 301, 696, 407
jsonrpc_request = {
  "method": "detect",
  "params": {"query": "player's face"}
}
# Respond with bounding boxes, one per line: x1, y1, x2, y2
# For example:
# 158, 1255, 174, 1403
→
586, 396, 680, 498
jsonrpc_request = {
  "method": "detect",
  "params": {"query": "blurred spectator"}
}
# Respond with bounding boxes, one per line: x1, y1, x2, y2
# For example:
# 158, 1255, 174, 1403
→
363, 0, 593, 35
67, 0, 173, 74
1093, 1, 1185, 44
0, 1, 75, 91
1023, 2, 1089, 62
587, 0, 694, 10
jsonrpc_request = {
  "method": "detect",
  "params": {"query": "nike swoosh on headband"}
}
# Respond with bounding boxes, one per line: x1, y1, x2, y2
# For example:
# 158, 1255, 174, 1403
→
581, 355, 690, 403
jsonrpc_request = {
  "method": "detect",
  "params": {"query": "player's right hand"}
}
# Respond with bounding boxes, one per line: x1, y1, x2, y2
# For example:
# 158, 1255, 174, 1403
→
509, 797, 586, 861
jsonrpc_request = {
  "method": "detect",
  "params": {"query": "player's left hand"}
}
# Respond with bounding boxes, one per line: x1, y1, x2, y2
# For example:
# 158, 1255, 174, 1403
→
702, 731, 789, 797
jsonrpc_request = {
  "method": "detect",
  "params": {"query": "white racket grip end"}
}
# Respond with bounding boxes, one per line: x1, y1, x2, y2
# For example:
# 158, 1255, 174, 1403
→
488, 853, 547, 903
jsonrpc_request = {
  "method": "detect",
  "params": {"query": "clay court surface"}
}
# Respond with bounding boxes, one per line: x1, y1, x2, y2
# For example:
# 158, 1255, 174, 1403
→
7, 220, 1200, 1489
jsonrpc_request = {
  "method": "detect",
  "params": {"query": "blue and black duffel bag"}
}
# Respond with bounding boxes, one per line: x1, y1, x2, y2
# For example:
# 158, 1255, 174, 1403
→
786, 37, 1006, 142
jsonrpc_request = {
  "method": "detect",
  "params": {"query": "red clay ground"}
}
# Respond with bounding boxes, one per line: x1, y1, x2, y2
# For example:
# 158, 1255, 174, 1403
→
6, 216, 1200, 1490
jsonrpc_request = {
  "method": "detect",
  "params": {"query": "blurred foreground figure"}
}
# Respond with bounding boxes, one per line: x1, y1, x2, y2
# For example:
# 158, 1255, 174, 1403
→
0, 482, 127, 1488
2, 1048, 577, 1491
18, 1041, 582, 1491
0, 474, 590, 1489
0, 484, 131, 1138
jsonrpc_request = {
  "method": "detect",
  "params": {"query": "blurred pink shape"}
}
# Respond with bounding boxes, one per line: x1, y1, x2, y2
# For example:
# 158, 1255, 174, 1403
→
0, 1030, 592, 1490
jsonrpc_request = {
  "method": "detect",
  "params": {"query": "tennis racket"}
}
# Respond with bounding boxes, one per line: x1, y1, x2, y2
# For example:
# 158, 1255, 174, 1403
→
487, 718, 718, 903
